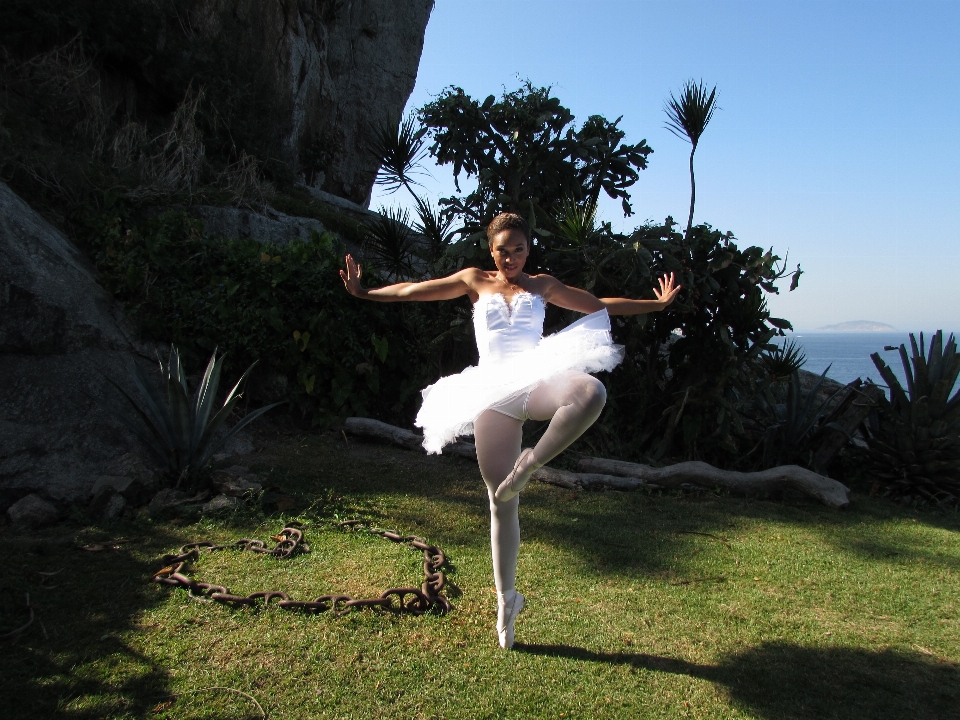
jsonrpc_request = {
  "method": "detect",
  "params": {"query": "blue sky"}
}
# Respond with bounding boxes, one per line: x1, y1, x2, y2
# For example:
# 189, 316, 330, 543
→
371, 0, 960, 332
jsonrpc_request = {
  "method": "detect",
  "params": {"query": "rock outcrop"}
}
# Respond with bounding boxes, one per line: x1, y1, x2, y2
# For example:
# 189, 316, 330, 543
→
186, 0, 434, 205
187, 205, 328, 246
0, 181, 144, 506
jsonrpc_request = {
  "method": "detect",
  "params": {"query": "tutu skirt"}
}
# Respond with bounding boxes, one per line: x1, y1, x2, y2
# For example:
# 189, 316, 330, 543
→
415, 310, 624, 454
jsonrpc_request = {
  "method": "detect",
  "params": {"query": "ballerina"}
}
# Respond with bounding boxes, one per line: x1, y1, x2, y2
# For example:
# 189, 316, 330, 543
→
340, 211, 680, 649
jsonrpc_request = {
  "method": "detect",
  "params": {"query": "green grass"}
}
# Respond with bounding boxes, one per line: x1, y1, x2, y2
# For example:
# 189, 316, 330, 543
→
2, 427, 959, 719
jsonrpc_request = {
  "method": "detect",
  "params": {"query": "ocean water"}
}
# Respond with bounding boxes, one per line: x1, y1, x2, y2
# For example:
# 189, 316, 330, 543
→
779, 332, 960, 391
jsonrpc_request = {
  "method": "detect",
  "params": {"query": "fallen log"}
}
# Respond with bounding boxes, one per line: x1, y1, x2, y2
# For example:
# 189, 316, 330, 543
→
343, 417, 477, 460
531, 466, 663, 492
343, 417, 849, 509
577, 457, 850, 509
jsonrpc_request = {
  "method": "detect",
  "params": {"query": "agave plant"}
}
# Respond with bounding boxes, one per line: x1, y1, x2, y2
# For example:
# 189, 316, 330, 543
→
109, 346, 282, 486
761, 339, 807, 381
863, 331, 960, 504
759, 367, 846, 468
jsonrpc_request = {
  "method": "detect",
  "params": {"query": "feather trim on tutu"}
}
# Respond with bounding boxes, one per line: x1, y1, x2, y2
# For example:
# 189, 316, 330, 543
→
415, 309, 624, 454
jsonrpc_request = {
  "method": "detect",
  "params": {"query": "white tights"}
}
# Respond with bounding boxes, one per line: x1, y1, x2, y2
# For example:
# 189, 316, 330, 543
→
474, 371, 607, 599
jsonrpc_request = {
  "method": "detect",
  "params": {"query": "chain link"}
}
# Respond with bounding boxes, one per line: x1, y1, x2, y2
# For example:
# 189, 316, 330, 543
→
152, 522, 451, 615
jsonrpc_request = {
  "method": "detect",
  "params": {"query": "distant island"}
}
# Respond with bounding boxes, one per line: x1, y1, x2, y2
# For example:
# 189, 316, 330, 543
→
817, 320, 897, 332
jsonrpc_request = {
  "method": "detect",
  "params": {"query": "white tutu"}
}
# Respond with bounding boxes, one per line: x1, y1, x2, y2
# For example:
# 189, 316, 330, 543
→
415, 309, 624, 454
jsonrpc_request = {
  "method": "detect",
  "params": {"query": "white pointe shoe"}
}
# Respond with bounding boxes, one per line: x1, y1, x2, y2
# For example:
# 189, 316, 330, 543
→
497, 591, 525, 650
495, 449, 537, 502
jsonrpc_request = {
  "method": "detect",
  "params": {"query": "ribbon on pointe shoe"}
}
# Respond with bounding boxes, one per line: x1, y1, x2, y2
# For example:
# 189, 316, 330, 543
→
495, 449, 540, 502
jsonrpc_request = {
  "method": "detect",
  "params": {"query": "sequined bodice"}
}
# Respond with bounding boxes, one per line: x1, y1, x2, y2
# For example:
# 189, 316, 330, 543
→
472, 292, 546, 365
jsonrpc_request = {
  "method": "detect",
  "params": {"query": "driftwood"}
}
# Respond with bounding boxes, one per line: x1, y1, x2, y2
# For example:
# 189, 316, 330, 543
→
343, 418, 477, 460
343, 417, 850, 509
576, 458, 850, 509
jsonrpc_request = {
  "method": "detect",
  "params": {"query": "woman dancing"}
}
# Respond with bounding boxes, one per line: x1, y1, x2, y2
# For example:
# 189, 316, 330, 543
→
340, 212, 680, 649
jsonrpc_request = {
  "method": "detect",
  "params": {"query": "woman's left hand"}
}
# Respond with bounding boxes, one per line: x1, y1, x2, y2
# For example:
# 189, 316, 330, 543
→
654, 272, 681, 309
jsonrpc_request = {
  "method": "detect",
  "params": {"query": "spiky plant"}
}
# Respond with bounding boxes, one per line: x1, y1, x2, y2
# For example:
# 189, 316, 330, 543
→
109, 346, 282, 487
363, 207, 419, 280
863, 331, 960, 504
760, 367, 847, 468
664, 80, 719, 239
553, 198, 600, 247
762, 339, 807, 381
412, 196, 457, 261
369, 114, 428, 195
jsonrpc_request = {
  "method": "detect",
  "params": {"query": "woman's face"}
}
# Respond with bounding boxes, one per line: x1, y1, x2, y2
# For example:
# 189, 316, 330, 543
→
489, 229, 529, 280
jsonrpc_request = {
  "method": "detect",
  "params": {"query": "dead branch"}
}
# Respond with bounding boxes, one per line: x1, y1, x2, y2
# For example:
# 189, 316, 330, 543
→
0, 593, 34, 642
343, 417, 477, 460
577, 457, 850, 508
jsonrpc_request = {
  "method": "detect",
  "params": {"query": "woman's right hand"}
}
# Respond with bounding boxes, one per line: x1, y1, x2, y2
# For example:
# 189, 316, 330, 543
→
339, 254, 366, 297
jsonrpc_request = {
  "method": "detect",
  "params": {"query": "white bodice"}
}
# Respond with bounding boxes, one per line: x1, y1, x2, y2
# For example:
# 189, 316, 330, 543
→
472, 292, 546, 365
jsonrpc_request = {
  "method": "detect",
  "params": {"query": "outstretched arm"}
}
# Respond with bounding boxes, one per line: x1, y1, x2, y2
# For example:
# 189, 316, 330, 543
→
541, 272, 682, 316
340, 254, 474, 302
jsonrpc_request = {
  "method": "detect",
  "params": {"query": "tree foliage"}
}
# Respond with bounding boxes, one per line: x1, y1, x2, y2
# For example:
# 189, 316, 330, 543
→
544, 215, 800, 463
367, 82, 805, 464
418, 83, 652, 242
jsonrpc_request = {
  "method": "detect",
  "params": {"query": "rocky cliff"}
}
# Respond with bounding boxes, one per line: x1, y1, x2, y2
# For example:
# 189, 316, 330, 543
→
182, 0, 433, 204
0, 1, 434, 510
2, 0, 432, 207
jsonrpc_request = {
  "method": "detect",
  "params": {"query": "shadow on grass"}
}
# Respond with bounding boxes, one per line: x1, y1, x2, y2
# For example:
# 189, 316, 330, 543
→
515, 641, 960, 720
0, 523, 186, 719
254, 429, 960, 582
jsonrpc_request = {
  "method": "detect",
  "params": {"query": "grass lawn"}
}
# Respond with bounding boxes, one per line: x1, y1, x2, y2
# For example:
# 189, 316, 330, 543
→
2, 424, 959, 719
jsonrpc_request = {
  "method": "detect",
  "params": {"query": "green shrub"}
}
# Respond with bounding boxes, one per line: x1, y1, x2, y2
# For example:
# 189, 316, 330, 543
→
377, 83, 803, 466
79, 206, 473, 429
567, 218, 799, 465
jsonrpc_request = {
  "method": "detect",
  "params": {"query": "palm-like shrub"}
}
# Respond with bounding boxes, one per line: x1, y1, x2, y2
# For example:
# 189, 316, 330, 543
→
864, 331, 960, 504
412, 196, 457, 263
369, 114, 428, 195
664, 80, 719, 239
363, 207, 419, 280
110, 346, 281, 487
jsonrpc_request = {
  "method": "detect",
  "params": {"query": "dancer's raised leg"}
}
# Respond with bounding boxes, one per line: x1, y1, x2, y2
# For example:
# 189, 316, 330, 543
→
474, 408, 525, 648
495, 371, 607, 501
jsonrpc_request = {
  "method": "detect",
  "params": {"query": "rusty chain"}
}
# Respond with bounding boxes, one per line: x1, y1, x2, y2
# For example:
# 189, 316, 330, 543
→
152, 521, 451, 615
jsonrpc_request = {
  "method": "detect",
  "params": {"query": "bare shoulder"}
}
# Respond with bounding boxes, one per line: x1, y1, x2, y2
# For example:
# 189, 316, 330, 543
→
525, 274, 564, 298
458, 266, 493, 289
451, 266, 495, 301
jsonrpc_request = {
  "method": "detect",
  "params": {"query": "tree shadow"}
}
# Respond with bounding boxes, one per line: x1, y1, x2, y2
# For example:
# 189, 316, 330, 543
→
515, 641, 960, 720
0, 523, 184, 719
256, 429, 960, 584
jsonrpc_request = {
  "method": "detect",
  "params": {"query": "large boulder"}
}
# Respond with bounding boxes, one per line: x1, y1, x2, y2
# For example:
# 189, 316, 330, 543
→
0, 181, 146, 502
